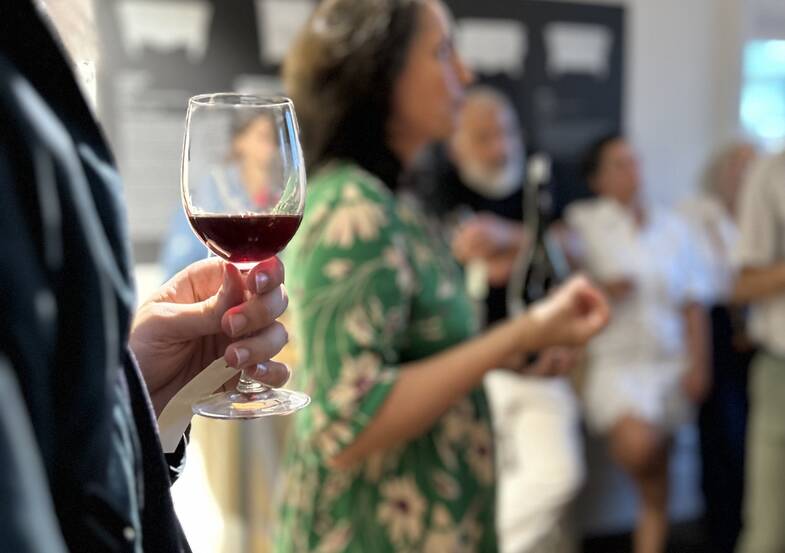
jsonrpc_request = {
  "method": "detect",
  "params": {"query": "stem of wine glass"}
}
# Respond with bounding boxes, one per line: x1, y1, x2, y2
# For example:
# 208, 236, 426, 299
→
237, 368, 269, 394
230, 260, 272, 395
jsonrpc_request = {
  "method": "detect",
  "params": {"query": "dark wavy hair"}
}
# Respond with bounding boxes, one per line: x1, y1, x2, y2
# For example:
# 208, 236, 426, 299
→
580, 133, 624, 183
283, 0, 423, 189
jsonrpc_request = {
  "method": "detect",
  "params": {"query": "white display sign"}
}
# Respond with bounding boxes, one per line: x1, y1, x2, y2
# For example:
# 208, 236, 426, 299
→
255, 0, 314, 64
116, 0, 214, 63
456, 18, 528, 76
544, 22, 613, 79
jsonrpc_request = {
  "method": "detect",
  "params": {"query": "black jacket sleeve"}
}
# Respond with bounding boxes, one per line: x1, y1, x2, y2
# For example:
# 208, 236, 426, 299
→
0, 356, 68, 552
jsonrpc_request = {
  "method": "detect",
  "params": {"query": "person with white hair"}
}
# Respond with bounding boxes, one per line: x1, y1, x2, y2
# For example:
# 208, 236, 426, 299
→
411, 85, 530, 322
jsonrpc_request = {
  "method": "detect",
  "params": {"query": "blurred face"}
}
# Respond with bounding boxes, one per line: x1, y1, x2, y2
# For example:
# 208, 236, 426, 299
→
233, 116, 277, 168
389, 0, 473, 148
450, 98, 524, 196
591, 140, 641, 205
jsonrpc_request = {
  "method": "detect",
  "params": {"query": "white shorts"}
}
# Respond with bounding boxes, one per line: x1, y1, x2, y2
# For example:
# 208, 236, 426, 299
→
582, 359, 693, 434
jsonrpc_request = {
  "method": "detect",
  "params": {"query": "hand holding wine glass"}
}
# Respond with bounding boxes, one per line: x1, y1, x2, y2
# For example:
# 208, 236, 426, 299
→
130, 257, 291, 417
181, 93, 309, 419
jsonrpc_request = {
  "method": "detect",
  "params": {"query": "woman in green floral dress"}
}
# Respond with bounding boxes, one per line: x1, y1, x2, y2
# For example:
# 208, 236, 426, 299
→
275, 1, 610, 551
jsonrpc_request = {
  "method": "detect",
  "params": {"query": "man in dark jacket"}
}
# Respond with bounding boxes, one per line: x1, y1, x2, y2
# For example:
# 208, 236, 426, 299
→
0, 2, 291, 551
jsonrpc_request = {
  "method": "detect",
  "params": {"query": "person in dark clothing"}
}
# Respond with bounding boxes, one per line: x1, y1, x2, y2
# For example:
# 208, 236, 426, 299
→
0, 2, 292, 551
682, 143, 758, 553
408, 85, 528, 324
699, 306, 754, 552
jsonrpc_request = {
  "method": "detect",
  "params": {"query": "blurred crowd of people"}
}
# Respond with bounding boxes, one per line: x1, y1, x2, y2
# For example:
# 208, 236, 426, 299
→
4, 1, 785, 553
263, 1, 782, 552
397, 80, 780, 553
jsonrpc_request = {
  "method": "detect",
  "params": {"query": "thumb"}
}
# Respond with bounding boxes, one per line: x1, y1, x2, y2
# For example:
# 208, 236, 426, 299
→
168, 263, 246, 339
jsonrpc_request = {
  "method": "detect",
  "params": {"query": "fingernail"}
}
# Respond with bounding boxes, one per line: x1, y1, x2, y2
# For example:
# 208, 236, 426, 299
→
255, 363, 269, 377
256, 272, 269, 294
233, 348, 250, 367
229, 314, 248, 336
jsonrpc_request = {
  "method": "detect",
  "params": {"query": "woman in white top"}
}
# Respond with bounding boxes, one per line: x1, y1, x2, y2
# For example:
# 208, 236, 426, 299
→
565, 135, 710, 553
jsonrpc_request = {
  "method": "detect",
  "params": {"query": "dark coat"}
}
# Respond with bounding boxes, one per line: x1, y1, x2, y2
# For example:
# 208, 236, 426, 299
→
0, 2, 190, 551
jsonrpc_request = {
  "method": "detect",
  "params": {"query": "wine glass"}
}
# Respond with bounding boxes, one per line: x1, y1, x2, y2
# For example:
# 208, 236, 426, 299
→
181, 93, 309, 419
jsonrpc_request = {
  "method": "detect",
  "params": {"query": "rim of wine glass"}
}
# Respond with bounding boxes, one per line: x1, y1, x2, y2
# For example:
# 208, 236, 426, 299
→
189, 92, 293, 108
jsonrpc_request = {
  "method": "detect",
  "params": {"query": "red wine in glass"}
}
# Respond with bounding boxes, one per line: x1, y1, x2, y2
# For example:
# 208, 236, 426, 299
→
188, 213, 302, 264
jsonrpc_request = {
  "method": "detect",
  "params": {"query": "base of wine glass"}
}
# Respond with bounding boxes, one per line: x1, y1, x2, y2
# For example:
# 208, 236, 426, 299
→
192, 388, 310, 420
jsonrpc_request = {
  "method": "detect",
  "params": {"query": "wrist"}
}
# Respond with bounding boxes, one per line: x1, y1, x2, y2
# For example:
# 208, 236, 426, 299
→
509, 309, 549, 354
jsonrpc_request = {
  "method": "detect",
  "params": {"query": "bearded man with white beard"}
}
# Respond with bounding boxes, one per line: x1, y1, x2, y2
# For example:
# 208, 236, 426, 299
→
409, 86, 529, 324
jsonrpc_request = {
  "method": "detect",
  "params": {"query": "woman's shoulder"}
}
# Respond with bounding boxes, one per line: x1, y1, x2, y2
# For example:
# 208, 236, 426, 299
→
678, 194, 722, 219
649, 203, 692, 231
564, 197, 621, 229
646, 206, 710, 257
293, 161, 405, 255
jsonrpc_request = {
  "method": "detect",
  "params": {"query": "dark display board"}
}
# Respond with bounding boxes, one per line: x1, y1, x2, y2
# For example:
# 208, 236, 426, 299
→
97, 0, 623, 253
448, 1, 624, 154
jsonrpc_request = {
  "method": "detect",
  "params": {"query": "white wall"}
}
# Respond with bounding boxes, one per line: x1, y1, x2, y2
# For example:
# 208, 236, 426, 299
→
627, 0, 722, 205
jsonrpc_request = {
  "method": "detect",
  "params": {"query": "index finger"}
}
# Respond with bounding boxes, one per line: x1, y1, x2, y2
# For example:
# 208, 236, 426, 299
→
245, 256, 285, 295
